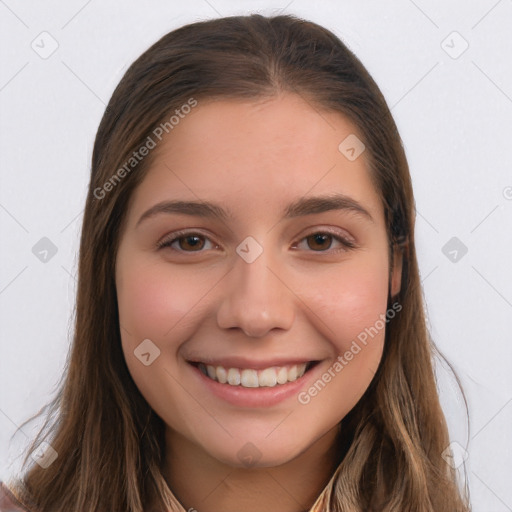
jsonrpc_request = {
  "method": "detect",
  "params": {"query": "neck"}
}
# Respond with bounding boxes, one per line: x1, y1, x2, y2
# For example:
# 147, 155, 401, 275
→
163, 424, 342, 512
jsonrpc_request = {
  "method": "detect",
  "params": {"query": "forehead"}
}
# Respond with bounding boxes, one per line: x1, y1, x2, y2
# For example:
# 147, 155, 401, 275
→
127, 94, 384, 226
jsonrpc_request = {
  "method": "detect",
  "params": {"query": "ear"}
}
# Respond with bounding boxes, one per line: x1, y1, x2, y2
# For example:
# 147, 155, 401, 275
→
390, 245, 403, 298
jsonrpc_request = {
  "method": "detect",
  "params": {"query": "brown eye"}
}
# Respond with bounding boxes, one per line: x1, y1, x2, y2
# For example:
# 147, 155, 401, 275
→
157, 232, 215, 252
306, 233, 334, 251
177, 235, 205, 251
293, 230, 356, 254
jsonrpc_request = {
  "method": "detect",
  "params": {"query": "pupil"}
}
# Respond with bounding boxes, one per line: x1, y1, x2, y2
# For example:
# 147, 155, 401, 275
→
309, 234, 331, 251
181, 236, 203, 250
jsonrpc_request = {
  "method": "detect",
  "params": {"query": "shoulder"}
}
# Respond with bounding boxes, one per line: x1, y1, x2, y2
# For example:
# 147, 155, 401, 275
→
0, 481, 32, 512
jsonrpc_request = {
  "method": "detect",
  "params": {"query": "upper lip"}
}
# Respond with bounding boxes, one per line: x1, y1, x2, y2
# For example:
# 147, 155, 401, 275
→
187, 357, 319, 370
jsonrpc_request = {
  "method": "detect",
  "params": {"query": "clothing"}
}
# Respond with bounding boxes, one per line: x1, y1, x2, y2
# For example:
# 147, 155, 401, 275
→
0, 482, 31, 512
0, 479, 325, 511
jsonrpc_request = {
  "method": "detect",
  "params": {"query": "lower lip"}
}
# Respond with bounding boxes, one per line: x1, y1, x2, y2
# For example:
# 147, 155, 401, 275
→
188, 362, 321, 408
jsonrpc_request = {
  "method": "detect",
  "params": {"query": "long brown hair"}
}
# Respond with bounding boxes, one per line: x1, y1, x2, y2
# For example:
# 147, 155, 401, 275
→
9, 14, 471, 511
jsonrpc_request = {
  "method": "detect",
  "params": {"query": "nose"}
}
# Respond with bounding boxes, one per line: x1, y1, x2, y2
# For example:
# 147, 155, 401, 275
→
216, 246, 295, 338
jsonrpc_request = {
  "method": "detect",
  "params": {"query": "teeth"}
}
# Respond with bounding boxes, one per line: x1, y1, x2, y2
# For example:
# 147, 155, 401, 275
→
277, 366, 288, 384
216, 365, 227, 384
241, 369, 259, 387
227, 368, 241, 386
206, 365, 216, 379
258, 368, 277, 387
198, 362, 308, 388
287, 365, 297, 382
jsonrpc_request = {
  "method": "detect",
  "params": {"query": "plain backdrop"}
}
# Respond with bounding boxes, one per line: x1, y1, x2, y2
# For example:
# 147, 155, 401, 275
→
1, 1, 511, 510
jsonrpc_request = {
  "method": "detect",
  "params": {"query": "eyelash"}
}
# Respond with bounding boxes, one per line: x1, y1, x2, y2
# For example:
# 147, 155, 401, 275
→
156, 228, 357, 255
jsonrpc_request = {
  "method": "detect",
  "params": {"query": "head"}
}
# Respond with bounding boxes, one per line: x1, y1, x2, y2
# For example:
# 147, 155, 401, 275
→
115, 90, 404, 467
15, 14, 470, 512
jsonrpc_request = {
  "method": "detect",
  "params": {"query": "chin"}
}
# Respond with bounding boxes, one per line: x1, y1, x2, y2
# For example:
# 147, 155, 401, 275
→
202, 431, 312, 469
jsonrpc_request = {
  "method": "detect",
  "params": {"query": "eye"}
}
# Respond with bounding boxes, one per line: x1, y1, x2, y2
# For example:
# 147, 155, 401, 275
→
157, 228, 356, 255
157, 231, 217, 252
292, 229, 356, 253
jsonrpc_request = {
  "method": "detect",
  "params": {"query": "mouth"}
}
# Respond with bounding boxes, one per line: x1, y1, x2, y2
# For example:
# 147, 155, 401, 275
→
188, 360, 320, 388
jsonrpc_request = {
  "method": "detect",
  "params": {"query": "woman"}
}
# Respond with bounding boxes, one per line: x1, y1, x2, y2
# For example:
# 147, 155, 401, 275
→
1, 14, 471, 512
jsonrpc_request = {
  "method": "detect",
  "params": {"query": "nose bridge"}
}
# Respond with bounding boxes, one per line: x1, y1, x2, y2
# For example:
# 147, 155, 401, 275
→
216, 240, 295, 337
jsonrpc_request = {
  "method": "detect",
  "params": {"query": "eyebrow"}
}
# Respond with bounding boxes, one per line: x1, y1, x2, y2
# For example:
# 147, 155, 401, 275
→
136, 193, 374, 227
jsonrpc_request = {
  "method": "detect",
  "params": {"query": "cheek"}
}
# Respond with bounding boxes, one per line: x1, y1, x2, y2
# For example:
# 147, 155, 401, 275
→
294, 257, 391, 416
304, 254, 390, 352
116, 258, 211, 342
115, 257, 212, 416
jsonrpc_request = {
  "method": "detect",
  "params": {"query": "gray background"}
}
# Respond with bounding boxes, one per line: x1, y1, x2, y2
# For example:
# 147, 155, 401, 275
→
1, 1, 511, 510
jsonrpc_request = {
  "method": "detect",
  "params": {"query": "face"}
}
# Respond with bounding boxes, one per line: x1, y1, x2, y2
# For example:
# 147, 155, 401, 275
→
115, 93, 401, 468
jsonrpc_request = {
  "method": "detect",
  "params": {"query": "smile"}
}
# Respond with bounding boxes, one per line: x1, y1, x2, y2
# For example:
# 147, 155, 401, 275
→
193, 361, 318, 388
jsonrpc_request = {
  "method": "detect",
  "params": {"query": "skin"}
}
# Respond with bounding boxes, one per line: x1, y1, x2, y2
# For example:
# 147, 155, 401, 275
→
115, 93, 402, 512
